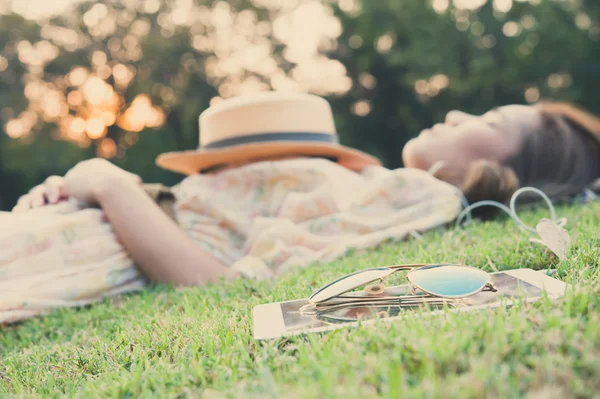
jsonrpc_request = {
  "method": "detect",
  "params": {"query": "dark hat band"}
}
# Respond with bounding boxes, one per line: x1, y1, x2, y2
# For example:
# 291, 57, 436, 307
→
201, 132, 338, 150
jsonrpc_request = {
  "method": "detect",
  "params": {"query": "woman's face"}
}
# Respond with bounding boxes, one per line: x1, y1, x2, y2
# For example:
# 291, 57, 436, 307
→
402, 105, 542, 186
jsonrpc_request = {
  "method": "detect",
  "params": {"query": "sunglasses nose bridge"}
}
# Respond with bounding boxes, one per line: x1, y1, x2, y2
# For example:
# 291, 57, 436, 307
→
388, 263, 432, 271
485, 281, 498, 292
409, 283, 419, 295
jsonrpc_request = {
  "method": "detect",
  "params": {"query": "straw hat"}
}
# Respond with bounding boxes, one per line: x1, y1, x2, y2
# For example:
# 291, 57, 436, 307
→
156, 91, 381, 174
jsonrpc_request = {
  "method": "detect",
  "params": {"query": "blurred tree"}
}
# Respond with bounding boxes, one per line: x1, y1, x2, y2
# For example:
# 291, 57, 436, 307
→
0, 0, 599, 209
0, 0, 350, 208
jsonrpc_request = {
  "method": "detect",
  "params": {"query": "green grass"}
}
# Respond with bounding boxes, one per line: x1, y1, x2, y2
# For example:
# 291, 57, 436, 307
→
2, 202, 600, 398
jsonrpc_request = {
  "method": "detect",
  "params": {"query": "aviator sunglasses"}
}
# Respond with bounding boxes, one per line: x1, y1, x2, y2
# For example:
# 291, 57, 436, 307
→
302, 264, 497, 315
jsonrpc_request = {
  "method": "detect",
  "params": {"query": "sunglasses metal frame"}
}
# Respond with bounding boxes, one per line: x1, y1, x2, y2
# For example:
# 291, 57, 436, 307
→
306, 263, 497, 315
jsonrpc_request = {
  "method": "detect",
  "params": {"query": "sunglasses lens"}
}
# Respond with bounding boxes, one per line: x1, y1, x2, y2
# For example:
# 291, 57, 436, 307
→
309, 268, 394, 304
408, 265, 489, 298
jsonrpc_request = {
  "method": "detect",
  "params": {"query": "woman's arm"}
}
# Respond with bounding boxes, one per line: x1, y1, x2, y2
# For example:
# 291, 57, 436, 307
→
94, 176, 238, 286
12, 158, 234, 286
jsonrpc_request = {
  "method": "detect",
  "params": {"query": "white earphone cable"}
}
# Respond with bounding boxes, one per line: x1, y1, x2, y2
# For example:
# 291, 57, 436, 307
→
455, 186, 564, 233
426, 161, 564, 232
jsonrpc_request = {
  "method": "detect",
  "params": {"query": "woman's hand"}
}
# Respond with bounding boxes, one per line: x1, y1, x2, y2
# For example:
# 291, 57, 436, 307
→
12, 159, 141, 212
63, 158, 142, 204
12, 176, 67, 212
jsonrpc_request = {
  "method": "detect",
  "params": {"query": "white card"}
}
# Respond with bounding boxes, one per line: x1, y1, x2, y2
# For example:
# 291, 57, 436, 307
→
532, 218, 572, 260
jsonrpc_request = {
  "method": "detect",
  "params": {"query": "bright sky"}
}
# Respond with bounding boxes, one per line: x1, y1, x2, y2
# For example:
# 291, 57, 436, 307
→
1, 0, 83, 19
1, 0, 530, 20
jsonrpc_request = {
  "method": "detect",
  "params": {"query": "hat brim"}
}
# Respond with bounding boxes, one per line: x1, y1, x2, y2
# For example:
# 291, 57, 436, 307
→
156, 142, 382, 175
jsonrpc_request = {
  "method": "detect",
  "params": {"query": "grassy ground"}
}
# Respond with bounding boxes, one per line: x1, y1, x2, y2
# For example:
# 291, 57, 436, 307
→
1, 202, 600, 398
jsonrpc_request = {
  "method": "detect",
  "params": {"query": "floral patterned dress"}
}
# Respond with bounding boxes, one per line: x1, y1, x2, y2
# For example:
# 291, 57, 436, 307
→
0, 159, 462, 323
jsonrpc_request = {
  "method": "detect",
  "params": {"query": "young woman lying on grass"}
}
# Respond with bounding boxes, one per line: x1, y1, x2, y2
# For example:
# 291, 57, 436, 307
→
3, 92, 600, 322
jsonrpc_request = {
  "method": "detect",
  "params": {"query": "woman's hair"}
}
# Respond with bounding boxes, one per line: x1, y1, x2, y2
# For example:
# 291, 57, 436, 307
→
461, 101, 600, 206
